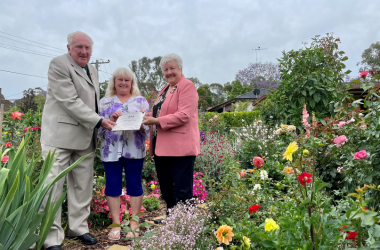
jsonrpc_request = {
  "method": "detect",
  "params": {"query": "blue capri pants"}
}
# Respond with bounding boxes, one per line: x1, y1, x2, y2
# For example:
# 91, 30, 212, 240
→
103, 157, 144, 197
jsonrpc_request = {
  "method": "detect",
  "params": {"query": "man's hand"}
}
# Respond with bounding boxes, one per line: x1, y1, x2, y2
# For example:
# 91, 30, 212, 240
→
110, 111, 122, 122
101, 119, 116, 131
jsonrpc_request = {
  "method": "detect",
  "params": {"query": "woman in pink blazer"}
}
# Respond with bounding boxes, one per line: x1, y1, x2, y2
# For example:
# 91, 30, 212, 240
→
143, 53, 200, 215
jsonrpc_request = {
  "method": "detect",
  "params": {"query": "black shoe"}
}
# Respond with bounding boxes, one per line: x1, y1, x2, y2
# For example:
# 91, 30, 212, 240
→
45, 246, 62, 250
72, 233, 98, 245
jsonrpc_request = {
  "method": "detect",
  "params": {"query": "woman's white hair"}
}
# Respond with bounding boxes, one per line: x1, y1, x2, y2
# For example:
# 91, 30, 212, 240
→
106, 67, 141, 97
67, 31, 94, 49
159, 53, 183, 70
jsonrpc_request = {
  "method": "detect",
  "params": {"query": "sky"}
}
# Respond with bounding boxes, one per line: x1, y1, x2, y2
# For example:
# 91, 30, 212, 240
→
0, 0, 379, 100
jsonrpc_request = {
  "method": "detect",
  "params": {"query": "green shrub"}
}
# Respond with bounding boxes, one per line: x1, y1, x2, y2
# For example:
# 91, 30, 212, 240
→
142, 196, 160, 212
0, 134, 89, 250
200, 111, 261, 128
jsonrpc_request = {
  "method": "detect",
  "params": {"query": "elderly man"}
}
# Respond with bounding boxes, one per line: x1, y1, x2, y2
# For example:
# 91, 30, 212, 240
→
40, 31, 115, 250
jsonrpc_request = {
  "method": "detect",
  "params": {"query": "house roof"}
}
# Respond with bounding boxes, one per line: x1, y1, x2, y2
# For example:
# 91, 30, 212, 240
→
207, 88, 269, 111
252, 94, 269, 106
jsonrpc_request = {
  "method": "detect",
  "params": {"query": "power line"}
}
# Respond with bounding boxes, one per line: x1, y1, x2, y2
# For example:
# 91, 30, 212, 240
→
0, 35, 65, 53
99, 69, 112, 76
0, 44, 57, 58
0, 69, 48, 79
0, 43, 60, 57
0, 30, 66, 52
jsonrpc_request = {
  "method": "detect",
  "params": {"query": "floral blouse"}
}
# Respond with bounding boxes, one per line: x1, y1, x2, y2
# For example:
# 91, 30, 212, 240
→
98, 95, 150, 162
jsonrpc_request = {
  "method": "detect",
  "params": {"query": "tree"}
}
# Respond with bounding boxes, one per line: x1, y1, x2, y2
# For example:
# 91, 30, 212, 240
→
231, 100, 250, 112
129, 56, 166, 95
268, 34, 352, 126
18, 88, 38, 113
197, 84, 213, 109
210, 83, 226, 105
187, 77, 202, 88
357, 41, 380, 76
236, 62, 281, 89
226, 80, 252, 100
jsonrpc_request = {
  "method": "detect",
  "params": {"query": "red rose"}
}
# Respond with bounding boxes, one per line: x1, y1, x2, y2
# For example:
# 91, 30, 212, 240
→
248, 204, 261, 214
24, 127, 31, 132
298, 172, 312, 186
339, 226, 357, 240
4, 142, 12, 148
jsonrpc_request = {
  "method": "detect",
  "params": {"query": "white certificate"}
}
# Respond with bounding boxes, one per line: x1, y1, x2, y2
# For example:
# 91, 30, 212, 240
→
112, 112, 144, 131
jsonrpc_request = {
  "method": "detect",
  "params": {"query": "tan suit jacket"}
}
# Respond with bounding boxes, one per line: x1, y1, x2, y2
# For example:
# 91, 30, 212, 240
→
41, 53, 101, 150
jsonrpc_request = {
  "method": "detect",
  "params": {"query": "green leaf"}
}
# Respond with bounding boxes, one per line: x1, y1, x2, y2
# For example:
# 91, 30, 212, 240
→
261, 240, 276, 247
301, 90, 307, 96
144, 232, 154, 237
108, 223, 121, 228
313, 180, 329, 193
232, 181, 238, 188
313, 92, 321, 103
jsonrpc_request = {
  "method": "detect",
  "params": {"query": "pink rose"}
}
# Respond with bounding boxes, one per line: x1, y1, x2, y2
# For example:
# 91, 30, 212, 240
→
333, 135, 348, 147
354, 150, 368, 159
338, 121, 346, 128
360, 71, 368, 78
1, 156, 9, 163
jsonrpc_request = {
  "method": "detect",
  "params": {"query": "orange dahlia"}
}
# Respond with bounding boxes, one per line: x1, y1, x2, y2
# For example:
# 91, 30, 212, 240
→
216, 225, 234, 245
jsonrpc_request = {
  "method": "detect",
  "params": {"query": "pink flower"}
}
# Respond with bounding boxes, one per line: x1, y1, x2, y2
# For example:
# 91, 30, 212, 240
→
302, 104, 311, 130
360, 71, 368, 78
238, 170, 247, 178
334, 135, 348, 147
1, 156, 9, 163
253, 157, 264, 168
10, 111, 23, 120
354, 150, 368, 159
338, 121, 346, 128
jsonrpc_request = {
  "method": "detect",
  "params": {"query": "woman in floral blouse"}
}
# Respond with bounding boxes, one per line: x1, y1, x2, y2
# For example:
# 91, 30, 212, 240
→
98, 67, 149, 240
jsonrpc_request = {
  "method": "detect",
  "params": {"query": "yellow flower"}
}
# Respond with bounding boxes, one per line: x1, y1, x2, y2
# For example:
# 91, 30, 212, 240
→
283, 141, 298, 161
276, 183, 280, 187
303, 149, 309, 155
287, 125, 296, 131
16, 131, 20, 134
3, 132, 7, 134
281, 124, 288, 128
150, 184, 156, 190
216, 225, 234, 245
264, 218, 280, 231
242, 236, 251, 249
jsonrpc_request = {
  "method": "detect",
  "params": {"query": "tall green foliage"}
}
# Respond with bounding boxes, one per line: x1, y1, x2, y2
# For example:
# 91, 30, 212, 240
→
226, 80, 252, 100
270, 34, 352, 126
0, 135, 89, 250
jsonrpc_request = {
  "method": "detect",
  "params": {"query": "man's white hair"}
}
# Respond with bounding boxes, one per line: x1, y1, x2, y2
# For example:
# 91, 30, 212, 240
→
67, 31, 94, 49
159, 53, 183, 70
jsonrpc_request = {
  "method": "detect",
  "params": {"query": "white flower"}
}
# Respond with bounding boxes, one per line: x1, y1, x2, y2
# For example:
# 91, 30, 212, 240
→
242, 119, 245, 122
253, 184, 262, 191
359, 113, 364, 117
216, 247, 224, 250
260, 170, 268, 180
270, 116, 273, 118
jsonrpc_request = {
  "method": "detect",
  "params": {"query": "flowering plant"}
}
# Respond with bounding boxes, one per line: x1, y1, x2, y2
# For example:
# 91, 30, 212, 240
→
193, 171, 208, 200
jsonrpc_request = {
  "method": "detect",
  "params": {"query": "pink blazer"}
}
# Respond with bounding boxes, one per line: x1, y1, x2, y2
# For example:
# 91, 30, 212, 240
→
149, 75, 200, 157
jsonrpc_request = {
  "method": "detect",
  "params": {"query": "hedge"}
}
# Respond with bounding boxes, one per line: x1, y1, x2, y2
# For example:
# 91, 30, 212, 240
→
201, 111, 261, 127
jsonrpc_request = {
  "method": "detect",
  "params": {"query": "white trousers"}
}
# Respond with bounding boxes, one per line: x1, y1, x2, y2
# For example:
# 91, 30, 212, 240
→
40, 143, 95, 248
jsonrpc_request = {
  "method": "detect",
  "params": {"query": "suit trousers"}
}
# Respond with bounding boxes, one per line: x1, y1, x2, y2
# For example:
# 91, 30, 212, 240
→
40, 142, 95, 248
154, 155, 195, 213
